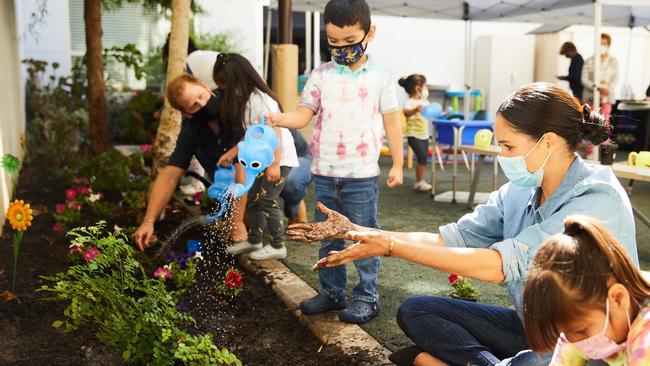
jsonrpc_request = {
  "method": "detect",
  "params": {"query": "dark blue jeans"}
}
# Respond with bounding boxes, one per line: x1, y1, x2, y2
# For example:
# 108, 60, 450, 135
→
397, 296, 552, 366
314, 175, 380, 303
280, 156, 313, 218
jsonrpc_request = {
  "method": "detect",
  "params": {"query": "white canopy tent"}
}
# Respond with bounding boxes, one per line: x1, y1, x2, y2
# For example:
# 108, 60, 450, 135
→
288, 0, 650, 119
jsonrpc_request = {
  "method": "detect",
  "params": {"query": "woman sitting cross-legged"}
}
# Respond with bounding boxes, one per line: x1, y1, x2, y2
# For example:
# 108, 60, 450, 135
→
286, 83, 640, 366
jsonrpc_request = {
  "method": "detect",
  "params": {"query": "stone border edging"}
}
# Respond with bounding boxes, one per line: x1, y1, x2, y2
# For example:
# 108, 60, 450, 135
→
238, 255, 393, 365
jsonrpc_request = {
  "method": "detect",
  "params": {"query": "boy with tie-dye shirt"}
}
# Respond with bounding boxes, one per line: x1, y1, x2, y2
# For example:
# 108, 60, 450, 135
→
267, 0, 403, 324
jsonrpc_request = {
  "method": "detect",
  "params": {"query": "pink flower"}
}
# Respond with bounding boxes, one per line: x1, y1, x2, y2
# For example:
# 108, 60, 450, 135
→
82, 247, 100, 262
98, 192, 104, 199
65, 188, 77, 200
154, 266, 173, 280
55, 204, 66, 214
68, 243, 84, 254
78, 186, 91, 195
139, 144, 152, 153
52, 223, 64, 235
66, 201, 82, 210
448, 274, 459, 284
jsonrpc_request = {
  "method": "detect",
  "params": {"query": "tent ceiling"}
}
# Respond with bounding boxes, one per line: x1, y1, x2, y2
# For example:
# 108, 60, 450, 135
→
290, 0, 650, 27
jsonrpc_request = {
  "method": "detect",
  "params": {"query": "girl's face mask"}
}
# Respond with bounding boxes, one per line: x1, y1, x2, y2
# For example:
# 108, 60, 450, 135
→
570, 299, 630, 360
328, 34, 368, 66
497, 135, 552, 187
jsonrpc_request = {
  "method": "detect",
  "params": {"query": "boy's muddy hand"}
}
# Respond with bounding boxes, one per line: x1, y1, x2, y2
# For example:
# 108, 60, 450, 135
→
286, 202, 354, 243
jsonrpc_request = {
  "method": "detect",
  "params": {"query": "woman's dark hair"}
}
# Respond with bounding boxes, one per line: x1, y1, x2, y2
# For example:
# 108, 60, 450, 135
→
523, 215, 650, 352
398, 74, 427, 96
559, 42, 577, 56
497, 82, 612, 151
212, 53, 282, 135
324, 0, 371, 33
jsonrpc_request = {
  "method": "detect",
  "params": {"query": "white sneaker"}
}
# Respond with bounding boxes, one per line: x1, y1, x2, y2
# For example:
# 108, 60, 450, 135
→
226, 241, 263, 255
413, 181, 422, 190
249, 245, 287, 261
416, 181, 432, 191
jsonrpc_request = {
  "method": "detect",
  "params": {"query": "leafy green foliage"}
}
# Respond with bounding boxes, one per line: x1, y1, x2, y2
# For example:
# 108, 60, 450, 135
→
40, 222, 241, 365
448, 274, 480, 299
23, 59, 89, 166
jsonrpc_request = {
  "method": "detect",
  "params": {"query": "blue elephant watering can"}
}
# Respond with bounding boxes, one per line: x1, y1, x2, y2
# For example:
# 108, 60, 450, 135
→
205, 114, 279, 223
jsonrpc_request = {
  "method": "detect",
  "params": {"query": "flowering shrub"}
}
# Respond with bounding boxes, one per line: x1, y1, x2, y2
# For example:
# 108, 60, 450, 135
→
53, 185, 106, 233
115, 90, 162, 144
40, 222, 241, 365
218, 268, 243, 298
448, 274, 479, 300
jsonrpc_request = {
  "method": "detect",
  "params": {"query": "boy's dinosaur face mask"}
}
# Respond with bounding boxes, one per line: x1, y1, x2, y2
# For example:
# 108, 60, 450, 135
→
328, 34, 367, 66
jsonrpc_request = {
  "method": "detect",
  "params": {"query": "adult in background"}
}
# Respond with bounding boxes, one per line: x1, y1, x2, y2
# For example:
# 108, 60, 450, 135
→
558, 42, 584, 101
582, 33, 619, 119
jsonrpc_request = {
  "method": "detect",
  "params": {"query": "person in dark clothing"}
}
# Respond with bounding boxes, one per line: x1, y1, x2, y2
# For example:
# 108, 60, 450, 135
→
134, 74, 246, 251
280, 129, 313, 224
558, 42, 584, 101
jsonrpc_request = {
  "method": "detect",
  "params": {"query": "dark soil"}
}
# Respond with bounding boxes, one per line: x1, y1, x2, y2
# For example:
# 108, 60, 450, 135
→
0, 161, 359, 365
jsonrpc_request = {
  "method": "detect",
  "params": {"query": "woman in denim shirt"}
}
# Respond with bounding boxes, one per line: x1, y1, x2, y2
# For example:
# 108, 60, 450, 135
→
287, 83, 639, 366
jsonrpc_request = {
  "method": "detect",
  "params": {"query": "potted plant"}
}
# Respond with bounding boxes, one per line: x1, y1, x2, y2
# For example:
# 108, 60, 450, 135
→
448, 274, 479, 302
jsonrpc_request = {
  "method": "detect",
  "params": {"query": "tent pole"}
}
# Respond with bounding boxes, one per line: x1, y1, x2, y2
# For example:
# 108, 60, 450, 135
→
313, 11, 321, 68
305, 11, 312, 73
463, 2, 471, 120
593, 0, 602, 160
263, 3, 273, 80
593, 0, 602, 110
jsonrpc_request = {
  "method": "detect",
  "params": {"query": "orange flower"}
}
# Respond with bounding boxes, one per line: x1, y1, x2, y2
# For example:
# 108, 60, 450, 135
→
7, 199, 33, 232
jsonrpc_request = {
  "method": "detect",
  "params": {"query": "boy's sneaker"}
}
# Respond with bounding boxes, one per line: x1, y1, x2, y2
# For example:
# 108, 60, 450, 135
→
226, 240, 262, 255
414, 180, 432, 191
299, 292, 348, 315
248, 245, 287, 261
338, 300, 379, 324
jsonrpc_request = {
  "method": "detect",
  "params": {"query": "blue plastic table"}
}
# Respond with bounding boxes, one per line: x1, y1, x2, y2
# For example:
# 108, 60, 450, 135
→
429, 119, 494, 203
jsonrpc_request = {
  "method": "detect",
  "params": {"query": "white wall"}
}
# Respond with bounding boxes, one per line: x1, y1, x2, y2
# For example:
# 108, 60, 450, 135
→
14, 0, 72, 79
193, 0, 265, 74
368, 15, 539, 90
1, 0, 26, 235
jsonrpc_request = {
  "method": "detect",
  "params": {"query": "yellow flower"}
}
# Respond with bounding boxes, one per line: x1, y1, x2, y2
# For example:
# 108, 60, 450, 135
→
7, 199, 33, 232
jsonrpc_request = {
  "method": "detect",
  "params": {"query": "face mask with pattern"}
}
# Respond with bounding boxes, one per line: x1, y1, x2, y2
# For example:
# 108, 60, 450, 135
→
328, 34, 368, 66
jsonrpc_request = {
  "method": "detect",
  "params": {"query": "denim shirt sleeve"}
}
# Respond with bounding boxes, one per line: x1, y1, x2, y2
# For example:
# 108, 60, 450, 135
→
491, 187, 629, 282
439, 188, 506, 248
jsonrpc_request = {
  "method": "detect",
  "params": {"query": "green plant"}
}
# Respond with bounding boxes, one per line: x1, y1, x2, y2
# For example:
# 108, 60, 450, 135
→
448, 274, 479, 300
218, 268, 243, 298
1, 154, 21, 184
191, 30, 238, 53
24, 59, 89, 166
104, 44, 146, 80
71, 149, 150, 194
40, 222, 241, 365
118, 90, 163, 144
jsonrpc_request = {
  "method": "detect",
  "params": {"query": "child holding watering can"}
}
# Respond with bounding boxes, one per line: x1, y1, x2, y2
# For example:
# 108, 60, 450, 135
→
212, 53, 298, 261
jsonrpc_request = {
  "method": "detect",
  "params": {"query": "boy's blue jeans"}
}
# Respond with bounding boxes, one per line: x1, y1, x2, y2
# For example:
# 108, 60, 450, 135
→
397, 296, 553, 366
313, 175, 380, 303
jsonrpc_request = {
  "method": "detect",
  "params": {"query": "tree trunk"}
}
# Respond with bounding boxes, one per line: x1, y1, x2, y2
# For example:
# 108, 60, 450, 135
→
84, 0, 109, 154
151, 0, 191, 178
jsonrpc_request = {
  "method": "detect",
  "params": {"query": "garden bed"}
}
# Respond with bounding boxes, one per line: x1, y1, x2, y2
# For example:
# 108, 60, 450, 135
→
0, 160, 358, 365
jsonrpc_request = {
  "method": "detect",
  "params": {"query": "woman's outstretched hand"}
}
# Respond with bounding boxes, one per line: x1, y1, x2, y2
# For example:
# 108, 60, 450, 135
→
312, 231, 390, 270
286, 202, 355, 243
